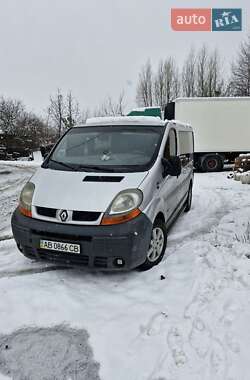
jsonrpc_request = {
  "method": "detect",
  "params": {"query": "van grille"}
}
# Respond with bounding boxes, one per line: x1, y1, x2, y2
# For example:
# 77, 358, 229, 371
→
37, 249, 89, 266
94, 256, 108, 268
36, 207, 101, 223
37, 250, 108, 268
32, 230, 92, 242
72, 211, 101, 222
36, 207, 57, 218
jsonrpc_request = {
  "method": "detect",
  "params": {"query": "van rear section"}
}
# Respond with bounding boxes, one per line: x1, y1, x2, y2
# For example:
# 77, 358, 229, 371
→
165, 97, 250, 172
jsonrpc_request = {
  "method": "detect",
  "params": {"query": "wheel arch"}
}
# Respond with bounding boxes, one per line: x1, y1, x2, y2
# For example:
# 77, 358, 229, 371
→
154, 212, 165, 224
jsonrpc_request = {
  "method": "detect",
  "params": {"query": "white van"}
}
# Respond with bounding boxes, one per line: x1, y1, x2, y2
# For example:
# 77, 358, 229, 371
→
11, 116, 194, 271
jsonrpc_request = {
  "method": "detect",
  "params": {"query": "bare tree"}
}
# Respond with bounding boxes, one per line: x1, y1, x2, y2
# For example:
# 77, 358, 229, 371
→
63, 91, 81, 128
94, 91, 126, 117
172, 65, 180, 101
230, 35, 250, 96
154, 60, 166, 107
154, 58, 180, 107
207, 50, 226, 97
182, 48, 196, 97
136, 60, 153, 107
196, 45, 209, 97
48, 89, 65, 137
116, 91, 126, 116
182, 47, 226, 97
79, 109, 91, 124
164, 58, 179, 102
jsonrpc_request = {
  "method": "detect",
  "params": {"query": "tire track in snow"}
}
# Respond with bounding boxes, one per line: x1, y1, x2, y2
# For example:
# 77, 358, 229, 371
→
0, 176, 30, 192
168, 188, 231, 247
0, 235, 13, 242
127, 187, 233, 378
0, 265, 71, 279
153, 178, 250, 379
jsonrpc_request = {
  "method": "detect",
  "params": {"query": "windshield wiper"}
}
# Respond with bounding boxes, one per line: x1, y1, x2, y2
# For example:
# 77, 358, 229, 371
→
49, 159, 77, 171
77, 165, 116, 172
48, 159, 116, 172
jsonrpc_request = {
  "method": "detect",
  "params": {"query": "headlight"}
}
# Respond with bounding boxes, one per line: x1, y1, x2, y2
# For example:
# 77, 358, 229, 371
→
109, 189, 143, 215
19, 182, 35, 217
101, 189, 143, 225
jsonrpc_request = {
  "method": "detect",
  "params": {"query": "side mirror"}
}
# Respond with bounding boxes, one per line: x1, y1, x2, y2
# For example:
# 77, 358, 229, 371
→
162, 156, 182, 177
41, 153, 49, 162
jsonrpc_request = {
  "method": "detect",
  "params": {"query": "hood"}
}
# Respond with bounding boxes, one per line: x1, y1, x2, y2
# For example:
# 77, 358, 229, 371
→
31, 168, 148, 212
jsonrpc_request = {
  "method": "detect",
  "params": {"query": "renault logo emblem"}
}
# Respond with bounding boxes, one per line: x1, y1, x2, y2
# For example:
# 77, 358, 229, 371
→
59, 210, 68, 222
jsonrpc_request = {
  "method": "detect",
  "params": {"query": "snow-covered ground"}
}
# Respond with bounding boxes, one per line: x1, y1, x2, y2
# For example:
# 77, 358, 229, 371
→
0, 162, 39, 241
0, 163, 250, 380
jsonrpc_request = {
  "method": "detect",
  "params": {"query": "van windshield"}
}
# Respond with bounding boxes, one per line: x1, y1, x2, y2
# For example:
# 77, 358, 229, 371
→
46, 125, 165, 173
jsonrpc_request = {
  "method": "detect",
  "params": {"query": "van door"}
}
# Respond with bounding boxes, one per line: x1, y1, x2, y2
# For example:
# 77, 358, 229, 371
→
159, 128, 180, 222
177, 130, 194, 204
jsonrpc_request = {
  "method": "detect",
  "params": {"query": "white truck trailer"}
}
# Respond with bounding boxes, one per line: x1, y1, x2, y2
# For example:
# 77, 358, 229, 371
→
164, 97, 250, 172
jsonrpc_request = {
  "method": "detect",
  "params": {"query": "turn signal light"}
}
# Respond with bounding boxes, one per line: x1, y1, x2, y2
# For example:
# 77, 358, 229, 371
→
19, 206, 32, 218
101, 208, 141, 225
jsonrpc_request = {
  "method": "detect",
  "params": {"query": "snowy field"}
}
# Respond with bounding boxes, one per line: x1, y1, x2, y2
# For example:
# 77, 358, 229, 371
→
0, 163, 250, 380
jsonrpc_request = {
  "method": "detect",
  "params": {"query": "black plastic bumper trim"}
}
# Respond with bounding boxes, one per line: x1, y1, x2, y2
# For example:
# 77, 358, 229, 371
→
11, 209, 152, 271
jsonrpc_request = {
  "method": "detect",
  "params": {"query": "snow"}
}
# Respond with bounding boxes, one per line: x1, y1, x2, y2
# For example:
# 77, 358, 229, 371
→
241, 171, 250, 184
0, 164, 250, 379
0, 160, 41, 168
0, 163, 39, 241
0, 326, 100, 379
86, 116, 164, 126
0, 375, 9, 380
32, 150, 43, 163
231, 170, 250, 184
129, 106, 161, 112
0, 161, 39, 241
171, 120, 192, 129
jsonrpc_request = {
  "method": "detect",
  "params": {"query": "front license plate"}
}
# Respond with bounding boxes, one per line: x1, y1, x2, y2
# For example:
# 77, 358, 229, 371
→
40, 240, 81, 254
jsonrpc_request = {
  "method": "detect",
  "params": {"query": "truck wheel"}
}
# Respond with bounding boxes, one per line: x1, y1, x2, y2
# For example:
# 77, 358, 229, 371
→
194, 157, 202, 171
184, 183, 192, 212
201, 155, 223, 172
138, 219, 167, 271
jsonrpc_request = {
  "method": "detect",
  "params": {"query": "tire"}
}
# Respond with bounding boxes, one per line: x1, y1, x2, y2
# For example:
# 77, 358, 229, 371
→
194, 157, 202, 172
201, 155, 224, 172
184, 183, 192, 212
138, 219, 167, 271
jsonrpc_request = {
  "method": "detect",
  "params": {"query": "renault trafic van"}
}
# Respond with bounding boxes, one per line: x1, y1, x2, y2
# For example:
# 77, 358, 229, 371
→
11, 116, 194, 271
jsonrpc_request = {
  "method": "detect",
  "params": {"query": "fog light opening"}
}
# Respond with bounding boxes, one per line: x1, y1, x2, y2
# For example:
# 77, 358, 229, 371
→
114, 258, 125, 268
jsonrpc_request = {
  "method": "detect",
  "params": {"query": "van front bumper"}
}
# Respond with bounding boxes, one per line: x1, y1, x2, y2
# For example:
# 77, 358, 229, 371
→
11, 209, 152, 271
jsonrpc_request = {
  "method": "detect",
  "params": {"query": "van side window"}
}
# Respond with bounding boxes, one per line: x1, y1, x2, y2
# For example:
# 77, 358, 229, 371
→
164, 129, 177, 159
178, 131, 194, 166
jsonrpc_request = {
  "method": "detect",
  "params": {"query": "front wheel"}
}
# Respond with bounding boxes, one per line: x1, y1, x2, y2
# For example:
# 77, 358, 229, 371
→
138, 219, 167, 271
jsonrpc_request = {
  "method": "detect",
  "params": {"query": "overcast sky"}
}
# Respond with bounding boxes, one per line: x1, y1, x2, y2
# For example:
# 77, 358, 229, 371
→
0, 0, 249, 116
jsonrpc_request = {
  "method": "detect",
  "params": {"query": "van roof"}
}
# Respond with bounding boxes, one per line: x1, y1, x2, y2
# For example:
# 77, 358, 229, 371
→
170, 120, 192, 130
84, 116, 165, 127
